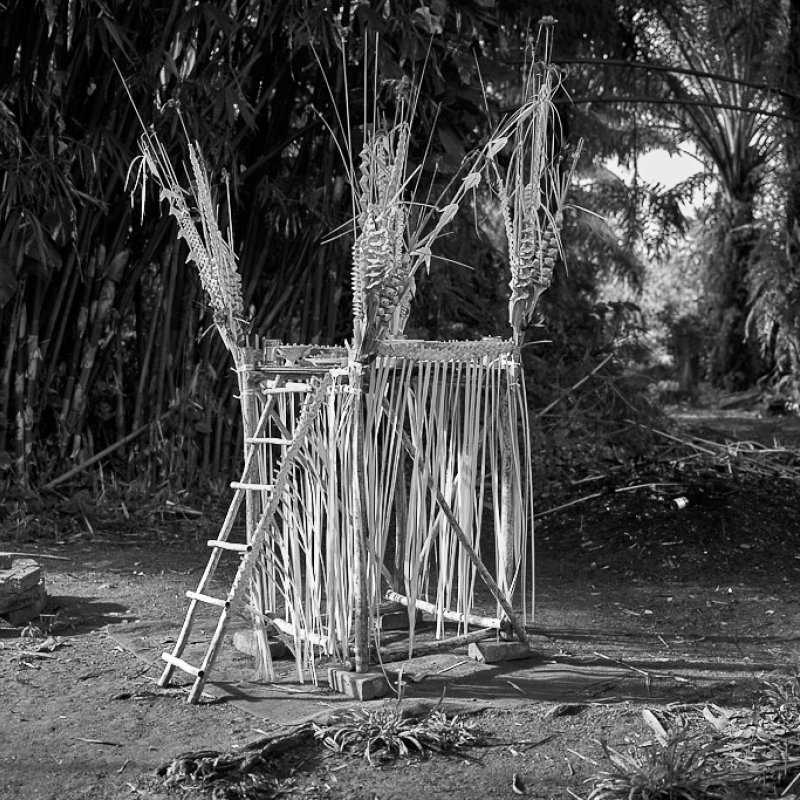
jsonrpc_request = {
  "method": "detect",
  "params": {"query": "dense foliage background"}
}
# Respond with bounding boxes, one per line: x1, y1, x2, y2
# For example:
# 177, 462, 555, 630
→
1, 0, 799, 495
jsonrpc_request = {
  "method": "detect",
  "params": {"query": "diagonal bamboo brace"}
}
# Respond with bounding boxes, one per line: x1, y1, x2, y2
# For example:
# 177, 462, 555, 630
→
391, 417, 528, 647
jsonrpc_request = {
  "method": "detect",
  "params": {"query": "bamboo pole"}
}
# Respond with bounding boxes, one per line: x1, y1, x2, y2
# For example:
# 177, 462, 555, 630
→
379, 627, 496, 663
65, 249, 129, 448
59, 245, 97, 453
350, 361, 370, 672
385, 590, 503, 631
497, 375, 516, 611
14, 295, 27, 482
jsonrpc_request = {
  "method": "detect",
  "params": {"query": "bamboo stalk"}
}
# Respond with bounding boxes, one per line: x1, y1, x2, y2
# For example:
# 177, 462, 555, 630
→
379, 627, 496, 663
131, 250, 166, 431
154, 246, 178, 418
42, 403, 182, 490
14, 294, 27, 481
0, 288, 24, 461
59, 245, 98, 453
65, 248, 129, 446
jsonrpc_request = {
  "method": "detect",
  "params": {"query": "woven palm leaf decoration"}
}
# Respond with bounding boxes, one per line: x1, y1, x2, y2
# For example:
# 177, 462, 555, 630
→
130, 126, 248, 352
489, 17, 581, 343
352, 121, 414, 351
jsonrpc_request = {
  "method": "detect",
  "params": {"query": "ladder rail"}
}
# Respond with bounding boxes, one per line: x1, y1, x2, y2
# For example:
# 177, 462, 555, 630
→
160, 372, 334, 701
158, 378, 285, 690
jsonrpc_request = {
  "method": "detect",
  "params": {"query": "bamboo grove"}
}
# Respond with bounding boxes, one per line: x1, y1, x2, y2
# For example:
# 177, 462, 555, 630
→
5, 0, 800, 494
0, 1, 509, 490
148, 18, 574, 692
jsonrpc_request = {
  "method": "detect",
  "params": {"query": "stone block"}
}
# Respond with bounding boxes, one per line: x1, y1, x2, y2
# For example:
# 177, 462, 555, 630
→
468, 640, 530, 664
0, 559, 43, 596
327, 667, 393, 701
0, 558, 46, 625
232, 629, 288, 660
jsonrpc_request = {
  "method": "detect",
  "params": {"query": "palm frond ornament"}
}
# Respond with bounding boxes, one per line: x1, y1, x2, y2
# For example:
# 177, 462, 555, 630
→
488, 17, 581, 343
351, 121, 414, 351
130, 123, 248, 353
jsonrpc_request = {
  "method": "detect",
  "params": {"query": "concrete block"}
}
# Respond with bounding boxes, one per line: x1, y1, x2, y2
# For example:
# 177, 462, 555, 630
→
327, 667, 392, 701
232, 629, 288, 660
468, 640, 530, 664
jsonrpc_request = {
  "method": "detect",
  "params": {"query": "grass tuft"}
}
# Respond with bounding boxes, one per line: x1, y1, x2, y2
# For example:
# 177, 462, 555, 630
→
312, 703, 480, 765
586, 731, 737, 800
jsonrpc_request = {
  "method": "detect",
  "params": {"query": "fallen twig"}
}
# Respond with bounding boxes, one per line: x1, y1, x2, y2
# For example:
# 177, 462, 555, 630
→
535, 492, 603, 518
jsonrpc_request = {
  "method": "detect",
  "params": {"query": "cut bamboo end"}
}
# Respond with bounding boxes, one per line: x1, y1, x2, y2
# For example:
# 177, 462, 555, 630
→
230, 481, 275, 491
207, 539, 251, 553
186, 590, 229, 608
161, 652, 204, 678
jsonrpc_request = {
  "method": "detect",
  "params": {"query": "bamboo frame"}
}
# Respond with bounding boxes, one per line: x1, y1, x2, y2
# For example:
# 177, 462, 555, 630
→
232, 337, 532, 681
142, 17, 569, 698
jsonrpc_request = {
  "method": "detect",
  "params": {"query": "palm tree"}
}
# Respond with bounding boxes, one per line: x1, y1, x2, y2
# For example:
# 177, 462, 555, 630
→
637, 0, 787, 388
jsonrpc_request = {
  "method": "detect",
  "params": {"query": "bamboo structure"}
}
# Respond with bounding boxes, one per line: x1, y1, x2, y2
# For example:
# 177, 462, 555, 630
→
144, 20, 575, 693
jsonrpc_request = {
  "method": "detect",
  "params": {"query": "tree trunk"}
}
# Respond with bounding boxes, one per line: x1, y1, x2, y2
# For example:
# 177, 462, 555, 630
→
707, 186, 763, 390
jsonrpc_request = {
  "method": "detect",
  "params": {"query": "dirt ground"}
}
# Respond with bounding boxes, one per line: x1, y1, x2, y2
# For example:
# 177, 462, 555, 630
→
2, 409, 800, 800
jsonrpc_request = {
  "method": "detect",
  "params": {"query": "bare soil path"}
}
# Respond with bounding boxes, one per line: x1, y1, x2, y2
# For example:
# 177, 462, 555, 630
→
2, 409, 800, 799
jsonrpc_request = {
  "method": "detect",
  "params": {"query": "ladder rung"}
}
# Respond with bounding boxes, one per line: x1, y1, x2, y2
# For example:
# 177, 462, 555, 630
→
162, 652, 204, 678
186, 590, 229, 608
207, 539, 251, 553
230, 481, 275, 491
245, 437, 293, 445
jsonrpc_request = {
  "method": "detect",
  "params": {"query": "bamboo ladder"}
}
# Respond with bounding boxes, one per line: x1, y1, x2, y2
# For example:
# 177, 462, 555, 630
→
158, 372, 333, 703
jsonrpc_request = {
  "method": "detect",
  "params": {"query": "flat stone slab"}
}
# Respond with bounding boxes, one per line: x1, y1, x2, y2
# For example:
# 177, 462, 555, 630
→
327, 667, 394, 700
468, 640, 531, 664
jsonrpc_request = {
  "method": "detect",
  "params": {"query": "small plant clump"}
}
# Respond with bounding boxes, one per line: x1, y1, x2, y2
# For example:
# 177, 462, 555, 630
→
312, 703, 480, 765
586, 732, 739, 800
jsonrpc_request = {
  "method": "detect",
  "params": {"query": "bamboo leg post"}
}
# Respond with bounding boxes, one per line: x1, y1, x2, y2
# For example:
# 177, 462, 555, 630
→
498, 376, 516, 634
240, 363, 277, 682
350, 363, 370, 673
